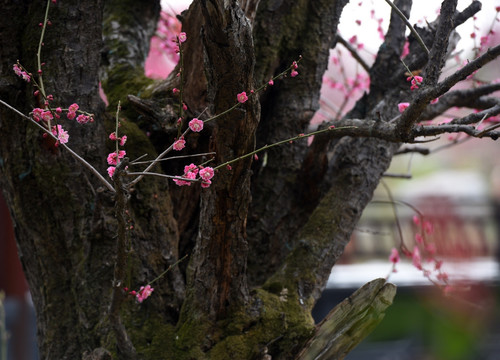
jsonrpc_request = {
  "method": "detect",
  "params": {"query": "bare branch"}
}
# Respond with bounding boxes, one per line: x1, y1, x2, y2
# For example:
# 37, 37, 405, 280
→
412, 122, 500, 140
421, 84, 500, 119
383, 172, 412, 178
395, 145, 430, 155
453, 0, 482, 28
450, 103, 500, 125
297, 279, 396, 360
425, 0, 457, 85
434, 44, 500, 98
396, 44, 500, 139
336, 33, 371, 73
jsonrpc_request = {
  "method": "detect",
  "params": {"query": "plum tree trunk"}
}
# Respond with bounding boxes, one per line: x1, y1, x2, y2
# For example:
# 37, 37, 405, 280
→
1, 0, 498, 359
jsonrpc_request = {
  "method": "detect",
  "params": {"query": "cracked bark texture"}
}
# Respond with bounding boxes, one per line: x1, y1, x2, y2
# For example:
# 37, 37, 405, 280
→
1, 0, 499, 359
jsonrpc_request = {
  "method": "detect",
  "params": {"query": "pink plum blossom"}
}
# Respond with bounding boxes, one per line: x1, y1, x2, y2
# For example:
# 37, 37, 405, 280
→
189, 118, 203, 132
41, 110, 53, 122
52, 125, 69, 144
412, 246, 422, 270
69, 103, 79, 112
32, 108, 43, 121
76, 114, 90, 124
237, 92, 248, 103
389, 248, 400, 264
107, 150, 126, 165
201, 180, 212, 188
173, 163, 199, 187
107, 166, 116, 178
398, 102, 410, 113
136, 285, 154, 303
415, 233, 423, 245
199, 167, 214, 181
173, 137, 186, 151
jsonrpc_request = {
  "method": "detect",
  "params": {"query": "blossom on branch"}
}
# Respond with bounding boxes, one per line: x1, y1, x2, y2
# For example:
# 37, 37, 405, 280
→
237, 92, 248, 103
188, 118, 203, 132
136, 285, 154, 303
51, 124, 69, 144
173, 137, 186, 151
199, 167, 214, 181
398, 102, 410, 113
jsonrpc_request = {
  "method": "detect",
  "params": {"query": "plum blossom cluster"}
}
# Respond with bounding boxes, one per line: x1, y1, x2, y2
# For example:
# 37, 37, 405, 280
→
173, 164, 215, 188
107, 140, 127, 178
291, 61, 299, 77
124, 285, 154, 303
13, 64, 31, 82
389, 215, 450, 292
107, 115, 128, 178
407, 74, 423, 90
30, 102, 94, 145
16, 61, 95, 147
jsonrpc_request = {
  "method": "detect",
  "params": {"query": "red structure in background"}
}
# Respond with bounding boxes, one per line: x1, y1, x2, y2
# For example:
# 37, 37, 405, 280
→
0, 192, 36, 360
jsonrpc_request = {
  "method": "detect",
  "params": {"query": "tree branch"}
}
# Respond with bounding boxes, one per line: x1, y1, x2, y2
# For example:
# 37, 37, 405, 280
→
336, 33, 370, 73
247, 0, 349, 286
420, 84, 500, 120
297, 279, 396, 360
424, 0, 457, 85
449, 103, 500, 125
412, 121, 500, 140
396, 44, 500, 139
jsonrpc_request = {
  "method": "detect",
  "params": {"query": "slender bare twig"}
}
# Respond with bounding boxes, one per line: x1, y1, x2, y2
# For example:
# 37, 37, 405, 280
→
125, 171, 198, 182
450, 105, 500, 126
383, 173, 412, 179
129, 152, 216, 165
384, 0, 430, 55
380, 180, 405, 248
412, 123, 500, 139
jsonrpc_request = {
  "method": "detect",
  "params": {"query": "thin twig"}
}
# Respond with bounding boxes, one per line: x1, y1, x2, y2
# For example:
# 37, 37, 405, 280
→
129, 152, 216, 165
382, 173, 412, 179
147, 254, 189, 286
213, 125, 357, 171
384, 0, 430, 55
380, 180, 405, 248
126, 171, 198, 182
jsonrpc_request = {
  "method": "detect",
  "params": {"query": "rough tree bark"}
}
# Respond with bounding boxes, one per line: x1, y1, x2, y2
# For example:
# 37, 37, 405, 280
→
0, 0, 499, 359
